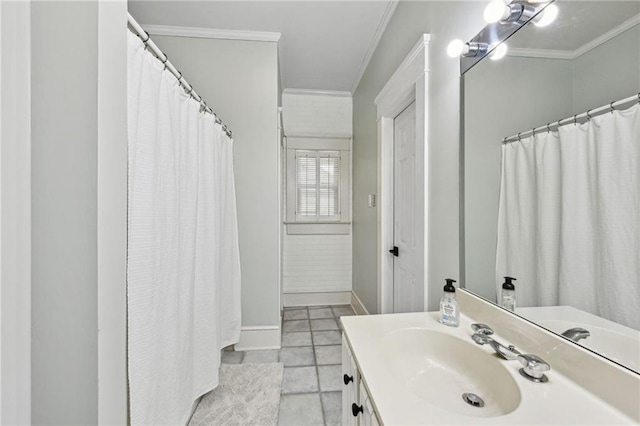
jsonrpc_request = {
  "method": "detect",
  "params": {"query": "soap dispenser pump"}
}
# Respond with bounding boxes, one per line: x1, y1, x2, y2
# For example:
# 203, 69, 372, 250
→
439, 278, 459, 327
501, 276, 517, 312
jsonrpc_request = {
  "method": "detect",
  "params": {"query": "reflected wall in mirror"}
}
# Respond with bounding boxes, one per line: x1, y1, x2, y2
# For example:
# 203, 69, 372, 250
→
462, 0, 640, 373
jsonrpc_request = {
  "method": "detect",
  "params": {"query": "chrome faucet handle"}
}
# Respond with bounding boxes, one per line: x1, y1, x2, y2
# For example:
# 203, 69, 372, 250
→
471, 333, 521, 360
517, 354, 550, 383
471, 323, 494, 335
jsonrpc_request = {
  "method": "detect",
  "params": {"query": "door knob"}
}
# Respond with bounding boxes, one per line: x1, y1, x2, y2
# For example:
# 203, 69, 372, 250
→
351, 403, 364, 417
389, 246, 399, 257
343, 374, 354, 385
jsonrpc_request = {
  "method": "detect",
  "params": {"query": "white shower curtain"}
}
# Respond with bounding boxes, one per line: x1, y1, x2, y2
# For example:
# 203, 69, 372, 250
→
127, 31, 241, 425
496, 103, 640, 330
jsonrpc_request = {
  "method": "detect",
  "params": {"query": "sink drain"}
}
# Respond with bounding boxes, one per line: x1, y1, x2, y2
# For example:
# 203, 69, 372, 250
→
462, 392, 485, 408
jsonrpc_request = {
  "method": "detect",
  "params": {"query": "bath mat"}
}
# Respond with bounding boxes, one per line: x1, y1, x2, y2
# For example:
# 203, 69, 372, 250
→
189, 363, 284, 426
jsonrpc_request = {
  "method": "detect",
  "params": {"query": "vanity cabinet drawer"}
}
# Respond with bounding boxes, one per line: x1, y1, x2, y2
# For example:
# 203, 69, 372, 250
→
343, 334, 381, 426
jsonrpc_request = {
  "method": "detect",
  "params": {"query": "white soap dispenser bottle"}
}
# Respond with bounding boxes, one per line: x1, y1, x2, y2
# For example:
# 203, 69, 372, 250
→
501, 276, 516, 312
439, 278, 459, 327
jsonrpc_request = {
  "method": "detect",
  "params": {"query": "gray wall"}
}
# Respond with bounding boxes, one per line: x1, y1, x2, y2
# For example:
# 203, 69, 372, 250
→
153, 36, 281, 328
573, 25, 640, 113
31, 2, 99, 423
352, 1, 486, 313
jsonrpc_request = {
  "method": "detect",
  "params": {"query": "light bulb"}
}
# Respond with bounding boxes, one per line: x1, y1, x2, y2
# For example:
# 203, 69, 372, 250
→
447, 39, 466, 58
534, 4, 558, 27
490, 43, 508, 60
484, 0, 509, 23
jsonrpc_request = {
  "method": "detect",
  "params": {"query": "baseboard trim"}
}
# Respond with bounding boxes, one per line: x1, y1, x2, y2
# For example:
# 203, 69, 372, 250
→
351, 291, 370, 315
235, 325, 281, 351
283, 291, 352, 307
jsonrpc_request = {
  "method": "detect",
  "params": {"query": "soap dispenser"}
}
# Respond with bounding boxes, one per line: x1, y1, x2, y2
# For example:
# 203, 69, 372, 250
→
501, 276, 516, 312
439, 278, 459, 327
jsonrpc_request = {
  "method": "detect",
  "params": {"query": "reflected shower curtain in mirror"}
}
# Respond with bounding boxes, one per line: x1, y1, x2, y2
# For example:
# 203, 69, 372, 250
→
127, 31, 241, 425
496, 103, 640, 330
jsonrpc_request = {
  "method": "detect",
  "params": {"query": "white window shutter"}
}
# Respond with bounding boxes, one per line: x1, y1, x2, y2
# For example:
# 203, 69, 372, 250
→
295, 150, 341, 222
296, 153, 317, 218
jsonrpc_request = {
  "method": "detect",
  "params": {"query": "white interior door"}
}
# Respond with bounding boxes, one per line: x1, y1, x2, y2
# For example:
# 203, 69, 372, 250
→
392, 102, 424, 313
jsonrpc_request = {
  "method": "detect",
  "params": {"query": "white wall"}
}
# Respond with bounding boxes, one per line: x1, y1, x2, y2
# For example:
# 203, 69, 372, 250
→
151, 36, 281, 334
282, 91, 352, 137
281, 92, 353, 300
352, 1, 486, 313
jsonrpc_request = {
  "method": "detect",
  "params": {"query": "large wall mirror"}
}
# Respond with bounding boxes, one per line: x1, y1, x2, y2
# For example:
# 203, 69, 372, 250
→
461, 0, 640, 374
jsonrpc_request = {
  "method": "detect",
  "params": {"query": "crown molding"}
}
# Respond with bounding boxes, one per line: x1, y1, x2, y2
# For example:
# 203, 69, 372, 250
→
142, 24, 281, 43
508, 48, 573, 60
573, 13, 640, 59
351, 0, 399, 94
282, 88, 352, 98
508, 13, 640, 60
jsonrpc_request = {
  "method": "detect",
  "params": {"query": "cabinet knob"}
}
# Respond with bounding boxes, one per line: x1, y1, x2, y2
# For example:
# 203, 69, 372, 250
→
343, 374, 354, 385
351, 403, 364, 417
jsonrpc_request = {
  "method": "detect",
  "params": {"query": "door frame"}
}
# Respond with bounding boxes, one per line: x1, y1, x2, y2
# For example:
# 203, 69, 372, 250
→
375, 35, 430, 314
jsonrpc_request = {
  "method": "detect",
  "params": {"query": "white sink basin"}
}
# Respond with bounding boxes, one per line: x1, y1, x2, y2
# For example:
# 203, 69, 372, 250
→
382, 328, 521, 418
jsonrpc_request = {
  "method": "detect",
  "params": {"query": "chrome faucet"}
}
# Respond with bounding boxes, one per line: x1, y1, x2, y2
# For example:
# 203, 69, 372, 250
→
471, 332, 521, 360
561, 327, 590, 342
470, 323, 551, 383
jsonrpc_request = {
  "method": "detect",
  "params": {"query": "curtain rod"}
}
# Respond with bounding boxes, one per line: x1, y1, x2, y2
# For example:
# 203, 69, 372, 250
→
127, 13, 233, 139
503, 92, 640, 144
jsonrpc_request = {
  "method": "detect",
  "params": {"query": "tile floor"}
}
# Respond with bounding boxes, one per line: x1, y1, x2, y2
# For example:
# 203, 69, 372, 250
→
221, 304, 356, 426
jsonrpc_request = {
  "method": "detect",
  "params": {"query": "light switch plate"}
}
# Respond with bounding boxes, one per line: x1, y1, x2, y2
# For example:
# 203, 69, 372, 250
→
368, 194, 376, 208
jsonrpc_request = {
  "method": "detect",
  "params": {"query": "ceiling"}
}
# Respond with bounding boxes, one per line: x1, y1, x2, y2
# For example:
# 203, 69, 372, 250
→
509, 1, 640, 52
128, 1, 396, 93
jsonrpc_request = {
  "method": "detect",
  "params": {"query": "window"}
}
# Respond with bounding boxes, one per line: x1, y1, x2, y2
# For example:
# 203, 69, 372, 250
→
296, 150, 340, 222
286, 137, 351, 234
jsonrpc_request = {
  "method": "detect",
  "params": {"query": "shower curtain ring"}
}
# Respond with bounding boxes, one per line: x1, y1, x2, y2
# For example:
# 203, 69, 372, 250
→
573, 114, 578, 125
532, 128, 536, 136
142, 30, 150, 43
517, 132, 522, 141
637, 93, 640, 103
586, 109, 592, 121
610, 102, 615, 113
546, 123, 551, 133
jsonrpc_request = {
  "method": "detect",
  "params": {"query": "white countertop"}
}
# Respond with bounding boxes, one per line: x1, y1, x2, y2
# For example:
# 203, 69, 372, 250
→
341, 311, 637, 425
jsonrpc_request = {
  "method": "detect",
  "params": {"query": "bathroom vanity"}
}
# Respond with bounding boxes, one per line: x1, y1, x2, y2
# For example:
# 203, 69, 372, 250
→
340, 291, 640, 425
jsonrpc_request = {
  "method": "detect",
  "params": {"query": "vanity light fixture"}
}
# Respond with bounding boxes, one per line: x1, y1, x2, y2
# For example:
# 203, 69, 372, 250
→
484, 0, 536, 25
484, 0, 558, 26
489, 43, 508, 60
533, 3, 558, 27
447, 40, 488, 58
